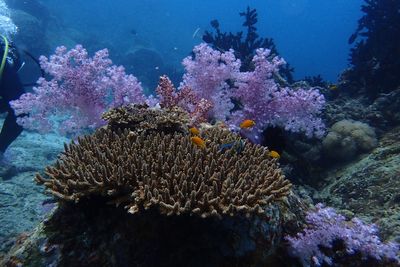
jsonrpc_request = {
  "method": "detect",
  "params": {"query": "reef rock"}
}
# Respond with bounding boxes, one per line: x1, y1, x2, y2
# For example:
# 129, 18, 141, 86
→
9, 9, 48, 55
315, 126, 400, 242
322, 119, 377, 161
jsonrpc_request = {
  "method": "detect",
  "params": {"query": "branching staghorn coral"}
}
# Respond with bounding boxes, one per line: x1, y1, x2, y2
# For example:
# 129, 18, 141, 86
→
36, 125, 291, 219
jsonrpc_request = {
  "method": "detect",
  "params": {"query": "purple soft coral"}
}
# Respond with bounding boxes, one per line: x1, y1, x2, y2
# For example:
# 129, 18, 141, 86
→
286, 203, 399, 266
233, 48, 325, 138
180, 44, 325, 138
180, 43, 240, 121
10, 45, 146, 135
156, 75, 213, 125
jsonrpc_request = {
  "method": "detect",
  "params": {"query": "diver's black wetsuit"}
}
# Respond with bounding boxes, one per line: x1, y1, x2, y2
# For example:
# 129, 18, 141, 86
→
0, 40, 24, 153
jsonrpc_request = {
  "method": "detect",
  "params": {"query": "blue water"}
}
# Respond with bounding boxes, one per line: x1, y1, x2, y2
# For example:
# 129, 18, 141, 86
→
42, 0, 362, 81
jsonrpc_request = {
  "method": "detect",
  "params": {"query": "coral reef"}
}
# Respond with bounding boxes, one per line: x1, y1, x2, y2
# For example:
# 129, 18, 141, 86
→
315, 126, 400, 242
304, 75, 328, 88
181, 43, 325, 139
0, 106, 301, 267
180, 43, 238, 122
322, 120, 377, 161
36, 121, 291, 219
155, 75, 213, 125
231, 48, 326, 138
324, 88, 400, 130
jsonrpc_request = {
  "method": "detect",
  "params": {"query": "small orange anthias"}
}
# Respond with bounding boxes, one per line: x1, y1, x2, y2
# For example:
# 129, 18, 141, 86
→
269, 150, 280, 159
240, 119, 256, 129
189, 127, 200, 136
191, 136, 206, 149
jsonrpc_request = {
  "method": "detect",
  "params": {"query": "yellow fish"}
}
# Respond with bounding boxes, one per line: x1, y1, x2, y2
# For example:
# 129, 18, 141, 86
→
191, 136, 206, 149
329, 84, 338, 90
240, 119, 255, 129
269, 150, 280, 159
189, 127, 200, 136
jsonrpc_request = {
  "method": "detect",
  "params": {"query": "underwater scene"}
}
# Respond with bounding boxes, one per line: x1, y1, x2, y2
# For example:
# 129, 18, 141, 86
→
0, 0, 400, 266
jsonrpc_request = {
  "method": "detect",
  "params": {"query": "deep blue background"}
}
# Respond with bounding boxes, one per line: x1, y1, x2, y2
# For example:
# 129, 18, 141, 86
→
42, 0, 362, 82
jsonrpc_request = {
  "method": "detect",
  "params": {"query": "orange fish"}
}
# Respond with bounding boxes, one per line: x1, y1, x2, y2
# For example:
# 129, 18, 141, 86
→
189, 127, 200, 136
269, 150, 280, 159
240, 119, 256, 129
191, 136, 206, 149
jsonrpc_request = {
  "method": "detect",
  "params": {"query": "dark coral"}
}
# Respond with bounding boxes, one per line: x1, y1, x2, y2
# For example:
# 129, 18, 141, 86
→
304, 75, 328, 88
347, 0, 400, 98
0, 194, 310, 267
102, 103, 190, 134
36, 126, 291, 219
203, 6, 294, 82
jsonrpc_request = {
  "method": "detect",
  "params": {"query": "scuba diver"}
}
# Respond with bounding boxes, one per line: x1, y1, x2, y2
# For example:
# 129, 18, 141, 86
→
0, 35, 25, 154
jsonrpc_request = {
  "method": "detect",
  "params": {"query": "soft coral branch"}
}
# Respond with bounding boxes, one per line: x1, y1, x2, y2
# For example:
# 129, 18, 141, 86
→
156, 75, 212, 125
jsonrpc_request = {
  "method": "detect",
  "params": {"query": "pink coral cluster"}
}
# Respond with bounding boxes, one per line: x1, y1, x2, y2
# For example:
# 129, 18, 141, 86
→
286, 204, 399, 266
180, 44, 326, 138
233, 48, 326, 138
10, 45, 145, 135
10, 43, 325, 139
180, 43, 240, 121
156, 75, 212, 124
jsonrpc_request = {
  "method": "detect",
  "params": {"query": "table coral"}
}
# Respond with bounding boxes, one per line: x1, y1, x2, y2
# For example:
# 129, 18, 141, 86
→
36, 122, 291, 219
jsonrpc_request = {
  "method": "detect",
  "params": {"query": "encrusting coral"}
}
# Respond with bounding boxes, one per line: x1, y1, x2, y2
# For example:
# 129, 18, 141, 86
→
102, 103, 190, 134
36, 106, 291, 219
322, 119, 377, 161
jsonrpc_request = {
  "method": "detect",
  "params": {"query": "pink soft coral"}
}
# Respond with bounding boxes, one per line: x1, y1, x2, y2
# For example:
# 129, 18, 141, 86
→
10, 45, 146, 135
180, 43, 240, 121
180, 44, 325, 138
234, 48, 325, 138
156, 75, 212, 125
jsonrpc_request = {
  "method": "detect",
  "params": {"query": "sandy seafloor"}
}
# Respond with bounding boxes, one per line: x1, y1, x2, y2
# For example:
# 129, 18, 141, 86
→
0, 117, 68, 253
